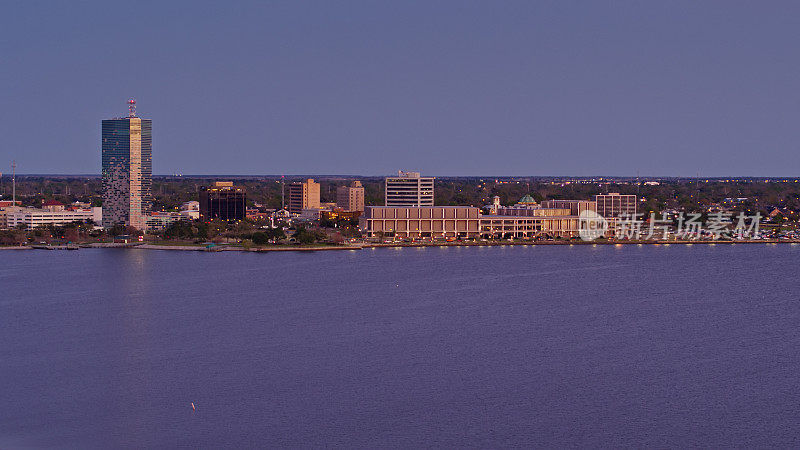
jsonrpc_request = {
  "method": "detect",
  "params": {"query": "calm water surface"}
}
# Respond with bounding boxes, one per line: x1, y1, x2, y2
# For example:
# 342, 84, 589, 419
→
2, 245, 800, 448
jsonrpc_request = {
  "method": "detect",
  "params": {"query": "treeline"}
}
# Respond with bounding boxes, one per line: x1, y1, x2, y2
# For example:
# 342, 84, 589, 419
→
1, 221, 107, 246
5, 176, 800, 220
158, 220, 336, 246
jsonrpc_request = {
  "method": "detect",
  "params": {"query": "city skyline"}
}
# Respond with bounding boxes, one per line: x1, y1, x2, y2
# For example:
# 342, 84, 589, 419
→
2, 1, 800, 177
4, 3, 800, 448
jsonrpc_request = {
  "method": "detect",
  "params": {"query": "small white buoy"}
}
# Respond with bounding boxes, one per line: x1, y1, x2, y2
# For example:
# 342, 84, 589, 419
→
191, 402, 196, 411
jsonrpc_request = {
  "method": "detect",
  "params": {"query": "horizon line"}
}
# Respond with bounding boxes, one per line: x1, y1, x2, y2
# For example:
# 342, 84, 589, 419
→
3, 173, 799, 180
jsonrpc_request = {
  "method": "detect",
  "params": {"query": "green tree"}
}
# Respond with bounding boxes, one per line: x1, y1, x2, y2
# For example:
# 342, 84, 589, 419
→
252, 232, 270, 245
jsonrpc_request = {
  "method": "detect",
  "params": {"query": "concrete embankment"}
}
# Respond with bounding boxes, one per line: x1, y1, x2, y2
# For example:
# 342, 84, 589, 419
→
132, 244, 362, 252
361, 239, 799, 249
7, 240, 797, 253
251, 245, 361, 252
135, 244, 210, 251
85, 243, 143, 248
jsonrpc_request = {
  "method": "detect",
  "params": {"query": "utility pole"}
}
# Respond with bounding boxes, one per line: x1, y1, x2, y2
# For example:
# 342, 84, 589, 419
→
636, 170, 640, 196
696, 171, 700, 205
281, 175, 285, 211
12, 160, 16, 206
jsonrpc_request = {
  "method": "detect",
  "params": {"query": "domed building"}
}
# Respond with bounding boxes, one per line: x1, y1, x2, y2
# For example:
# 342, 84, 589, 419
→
514, 194, 539, 208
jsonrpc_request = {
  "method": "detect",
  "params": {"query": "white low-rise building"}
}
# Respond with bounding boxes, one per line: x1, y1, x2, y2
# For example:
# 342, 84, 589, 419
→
144, 211, 196, 231
0, 206, 23, 229
6, 201, 102, 230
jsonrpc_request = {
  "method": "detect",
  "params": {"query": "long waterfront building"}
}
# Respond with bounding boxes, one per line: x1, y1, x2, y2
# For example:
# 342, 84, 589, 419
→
360, 193, 634, 239
361, 206, 480, 238
359, 205, 585, 239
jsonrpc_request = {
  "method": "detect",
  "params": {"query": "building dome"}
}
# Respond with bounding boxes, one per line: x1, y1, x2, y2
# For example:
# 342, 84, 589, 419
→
519, 194, 536, 204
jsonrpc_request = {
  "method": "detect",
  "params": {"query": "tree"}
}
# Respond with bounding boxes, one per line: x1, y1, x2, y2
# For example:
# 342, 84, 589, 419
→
293, 226, 327, 244
0, 230, 27, 246
265, 227, 286, 240
252, 232, 270, 245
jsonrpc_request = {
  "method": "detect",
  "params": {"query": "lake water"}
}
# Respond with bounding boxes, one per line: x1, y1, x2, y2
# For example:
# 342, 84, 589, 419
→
2, 244, 800, 448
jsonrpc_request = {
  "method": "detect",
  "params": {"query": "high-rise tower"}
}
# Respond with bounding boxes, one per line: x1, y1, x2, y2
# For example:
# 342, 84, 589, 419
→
101, 100, 152, 229
287, 179, 320, 214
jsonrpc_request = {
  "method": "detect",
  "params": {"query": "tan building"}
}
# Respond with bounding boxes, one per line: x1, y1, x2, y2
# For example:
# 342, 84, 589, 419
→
361, 205, 587, 240
480, 215, 581, 239
336, 181, 365, 212
594, 193, 637, 218
496, 206, 572, 217
361, 206, 480, 238
540, 200, 597, 216
288, 179, 320, 214
0, 206, 23, 229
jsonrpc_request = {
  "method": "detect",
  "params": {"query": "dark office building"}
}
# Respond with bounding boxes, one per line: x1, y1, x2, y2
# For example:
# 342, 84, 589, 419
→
199, 182, 246, 221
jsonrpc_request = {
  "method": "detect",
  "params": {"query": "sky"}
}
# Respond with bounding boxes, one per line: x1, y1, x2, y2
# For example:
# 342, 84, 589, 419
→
1, 0, 799, 177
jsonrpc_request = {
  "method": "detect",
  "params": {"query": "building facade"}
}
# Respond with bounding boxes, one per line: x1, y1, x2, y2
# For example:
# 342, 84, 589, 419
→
180, 201, 200, 220
360, 206, 480, 238
336, 181, 365, 212
0, 205, 22, 229
144, 211, 193, 231
385, 171, 434, 207
7, 206, 102, 230
360, 205, 588, 240
101, 101, 152, 229
199, 181, 246, 221
288, 179, 320, 214
594, 193, 637, 218
540, 200, 597, 216
480, 215, 581, 239
495, 206, 572, 217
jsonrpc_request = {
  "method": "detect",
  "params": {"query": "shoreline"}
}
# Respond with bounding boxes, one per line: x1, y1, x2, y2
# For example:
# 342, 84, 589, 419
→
4, 239, 798, 252
362, 239, 798, 249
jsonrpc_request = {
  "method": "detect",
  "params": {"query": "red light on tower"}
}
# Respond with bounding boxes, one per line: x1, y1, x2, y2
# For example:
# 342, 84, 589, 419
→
128, 99, 137, 118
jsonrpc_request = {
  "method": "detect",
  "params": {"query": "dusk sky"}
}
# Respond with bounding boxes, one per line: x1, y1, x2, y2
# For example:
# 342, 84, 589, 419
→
2, 1, 799, 177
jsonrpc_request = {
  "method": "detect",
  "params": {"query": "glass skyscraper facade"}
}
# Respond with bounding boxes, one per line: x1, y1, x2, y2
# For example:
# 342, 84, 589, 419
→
101, 111, 152, 230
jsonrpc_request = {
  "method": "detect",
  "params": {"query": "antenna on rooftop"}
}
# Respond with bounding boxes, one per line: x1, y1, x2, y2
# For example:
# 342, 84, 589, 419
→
128, 99, 137, 118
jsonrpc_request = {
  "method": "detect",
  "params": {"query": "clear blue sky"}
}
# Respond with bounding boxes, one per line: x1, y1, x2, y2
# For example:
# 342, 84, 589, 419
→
2, 1, 799, 177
